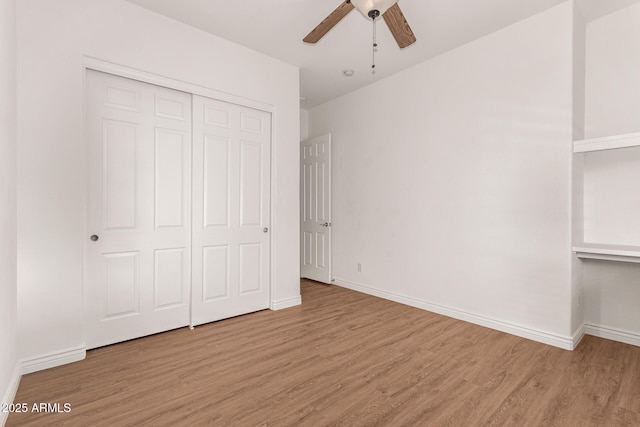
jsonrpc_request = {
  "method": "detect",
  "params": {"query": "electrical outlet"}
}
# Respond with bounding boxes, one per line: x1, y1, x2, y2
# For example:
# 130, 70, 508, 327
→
357, 263, 362, 273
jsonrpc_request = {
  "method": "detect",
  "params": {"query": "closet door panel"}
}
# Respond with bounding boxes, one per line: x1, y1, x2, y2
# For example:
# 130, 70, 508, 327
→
191, 96, 271, 326
85, 70, 191, 349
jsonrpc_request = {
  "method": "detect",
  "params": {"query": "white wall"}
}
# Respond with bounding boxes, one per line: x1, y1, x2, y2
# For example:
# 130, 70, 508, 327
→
309, 3, 576, 345
300, 109, 309, 141
585, 3, 640, 138
582, 3, 640, 343
583, 146, 640, 245
583, 260, 640, 342
0, 0, 19, 414
17, 0, 300, 366
571, 1, 586, 334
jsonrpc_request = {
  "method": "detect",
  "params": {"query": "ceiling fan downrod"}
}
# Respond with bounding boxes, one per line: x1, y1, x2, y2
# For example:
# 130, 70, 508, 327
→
368, 9, 380, 73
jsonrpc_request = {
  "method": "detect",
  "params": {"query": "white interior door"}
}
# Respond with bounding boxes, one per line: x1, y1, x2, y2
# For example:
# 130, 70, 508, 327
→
301, 134, 332, 283
191, 96, 271, 326
85, 70, 192, 349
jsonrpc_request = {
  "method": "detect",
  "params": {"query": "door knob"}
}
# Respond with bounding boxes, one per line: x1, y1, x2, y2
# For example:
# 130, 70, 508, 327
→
263, 227, 269, 233
90, 235, 99, 241
320, 222, 329, 227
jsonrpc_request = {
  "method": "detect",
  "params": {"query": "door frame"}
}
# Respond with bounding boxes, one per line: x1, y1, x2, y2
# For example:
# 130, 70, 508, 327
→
81, 57, 278, 345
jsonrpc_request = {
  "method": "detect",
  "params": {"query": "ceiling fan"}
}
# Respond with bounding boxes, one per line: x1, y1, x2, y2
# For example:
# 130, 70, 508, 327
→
303, 0, 416, 49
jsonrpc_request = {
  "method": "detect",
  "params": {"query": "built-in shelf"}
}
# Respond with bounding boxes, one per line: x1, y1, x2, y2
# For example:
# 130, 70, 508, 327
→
573, 132, 640, 264
574, 132, 640, 153
573, 243, 640, 263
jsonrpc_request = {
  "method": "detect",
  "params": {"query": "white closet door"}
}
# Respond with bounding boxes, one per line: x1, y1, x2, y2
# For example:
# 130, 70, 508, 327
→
301, 134, 332, 283
85, 70, 192, 349
191, 96, 271, 326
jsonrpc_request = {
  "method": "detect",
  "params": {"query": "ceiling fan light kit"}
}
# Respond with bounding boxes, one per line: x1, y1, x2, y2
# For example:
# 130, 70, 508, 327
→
351, 0, 397, 17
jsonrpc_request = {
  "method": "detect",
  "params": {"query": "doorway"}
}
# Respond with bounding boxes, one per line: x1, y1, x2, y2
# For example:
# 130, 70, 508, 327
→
300, 134, 332, 284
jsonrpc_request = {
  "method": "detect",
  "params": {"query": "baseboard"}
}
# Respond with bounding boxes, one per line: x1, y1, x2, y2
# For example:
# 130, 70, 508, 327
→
571, 323, 586, 350
333, 278, 576, 350
270, 295, 302, 311
0, 362, 22, 427
585, 323, 640, 347
21, 346, 86, 375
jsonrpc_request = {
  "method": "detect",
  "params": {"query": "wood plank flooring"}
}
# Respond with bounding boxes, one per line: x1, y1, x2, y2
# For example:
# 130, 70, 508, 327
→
7, 279, 640, 426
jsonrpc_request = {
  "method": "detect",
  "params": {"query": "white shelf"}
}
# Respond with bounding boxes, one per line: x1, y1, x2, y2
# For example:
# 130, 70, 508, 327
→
574, 132, 640, 153
573, 243, 640, 263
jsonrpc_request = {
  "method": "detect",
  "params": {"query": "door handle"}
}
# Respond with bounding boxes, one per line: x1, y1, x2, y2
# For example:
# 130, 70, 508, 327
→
320, 222, 330, 227
90, 235, 99, 241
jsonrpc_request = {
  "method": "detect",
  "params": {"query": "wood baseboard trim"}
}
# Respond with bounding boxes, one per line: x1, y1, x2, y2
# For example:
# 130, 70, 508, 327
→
270, 296, 302, 311
333, 278, 576, 350
0, 362, 22, 426
21, 346, 86, 375
585, 323, 640, 347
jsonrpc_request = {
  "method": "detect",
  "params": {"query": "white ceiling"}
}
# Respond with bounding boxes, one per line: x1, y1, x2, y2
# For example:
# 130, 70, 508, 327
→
125, 0, 639, 109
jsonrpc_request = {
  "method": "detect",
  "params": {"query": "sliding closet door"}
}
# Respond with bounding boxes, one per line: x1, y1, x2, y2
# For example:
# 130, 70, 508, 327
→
85, 70, 192, 349
191, 96, 271, 326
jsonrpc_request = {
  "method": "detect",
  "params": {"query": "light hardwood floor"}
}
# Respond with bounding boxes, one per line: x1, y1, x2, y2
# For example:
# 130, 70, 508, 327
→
7, 279, 640, 426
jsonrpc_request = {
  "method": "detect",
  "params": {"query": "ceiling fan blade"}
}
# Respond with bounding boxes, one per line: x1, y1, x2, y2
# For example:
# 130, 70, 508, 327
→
303, 0, 355, 44
382, 3, 416, 48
